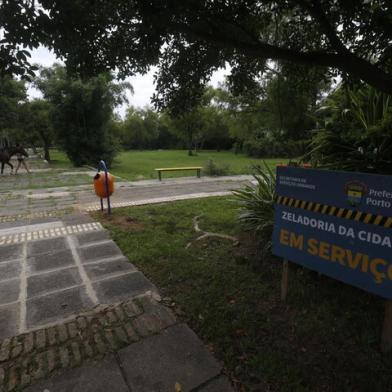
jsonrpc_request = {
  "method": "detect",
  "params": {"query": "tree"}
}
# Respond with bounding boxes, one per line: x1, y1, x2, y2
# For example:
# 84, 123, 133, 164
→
20, 99, 54, 161
1, 1, 392, 113
34, 65, 131, 166
169, 109, 205, 156
263, 66, 327, 140
121, 107, 160, 150
166, 87, 232, 155
119, 107, 182, 150
208, 67, 327, 158
198, 105, 233, 151
0, 76, 26, 144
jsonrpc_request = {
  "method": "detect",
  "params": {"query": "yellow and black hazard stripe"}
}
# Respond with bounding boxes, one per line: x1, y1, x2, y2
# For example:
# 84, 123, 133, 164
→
275, 195, 392, 228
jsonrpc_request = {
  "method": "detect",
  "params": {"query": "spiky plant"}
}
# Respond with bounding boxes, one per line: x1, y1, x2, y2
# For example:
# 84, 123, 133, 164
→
233, 162, 276, 256
305, 85, 392, 174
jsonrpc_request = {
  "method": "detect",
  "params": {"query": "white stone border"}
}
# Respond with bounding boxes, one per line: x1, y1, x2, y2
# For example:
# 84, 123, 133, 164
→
85, 191, 231, 212
0, 222, 103, 246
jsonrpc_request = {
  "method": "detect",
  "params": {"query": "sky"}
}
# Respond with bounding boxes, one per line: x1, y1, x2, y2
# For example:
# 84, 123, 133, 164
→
27, 46, 229, 117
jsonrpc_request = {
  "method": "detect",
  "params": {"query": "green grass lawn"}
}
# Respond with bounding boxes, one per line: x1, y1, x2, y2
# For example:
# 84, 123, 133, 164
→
96, 197, 391, 392
110, 150, 288, 180
48, 149, 289, 180
48, 149, 75, 169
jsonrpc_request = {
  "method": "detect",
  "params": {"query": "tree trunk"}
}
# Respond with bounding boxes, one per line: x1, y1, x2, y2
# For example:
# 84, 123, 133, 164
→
187, 125, 193, 156
43, 142, 51, 161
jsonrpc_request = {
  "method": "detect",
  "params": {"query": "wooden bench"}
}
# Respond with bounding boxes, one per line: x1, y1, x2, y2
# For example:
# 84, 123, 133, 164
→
155, 167, 202, 181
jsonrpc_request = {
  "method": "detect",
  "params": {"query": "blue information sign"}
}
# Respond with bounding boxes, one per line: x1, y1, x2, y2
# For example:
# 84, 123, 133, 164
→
272, 167, 392, 299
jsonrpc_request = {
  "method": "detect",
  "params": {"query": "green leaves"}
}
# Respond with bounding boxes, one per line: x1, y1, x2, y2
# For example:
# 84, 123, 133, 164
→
233, 161, 276, 257
33, 65, 130, 166
2, 0, 392, 109
0, 76, 27, 139
307, 84, 392, 174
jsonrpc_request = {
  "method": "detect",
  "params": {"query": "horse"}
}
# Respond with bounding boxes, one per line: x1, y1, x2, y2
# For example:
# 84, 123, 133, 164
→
0, 145, 29, 174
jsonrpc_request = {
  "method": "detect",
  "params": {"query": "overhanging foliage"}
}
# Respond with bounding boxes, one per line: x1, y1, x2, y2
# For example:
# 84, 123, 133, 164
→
1, 1, 392, 113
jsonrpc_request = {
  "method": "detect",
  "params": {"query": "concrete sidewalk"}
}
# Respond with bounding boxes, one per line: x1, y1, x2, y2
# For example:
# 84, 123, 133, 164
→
0, 213, 156, 338
0, 177, 237, 391
0, 175, 252, 219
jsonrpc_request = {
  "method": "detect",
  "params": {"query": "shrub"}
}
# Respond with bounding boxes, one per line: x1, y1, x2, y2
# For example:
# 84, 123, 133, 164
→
233, 162, 275, 257
306, 85, 392, 174
243, 138, 306, 158
203, 158, 229, 176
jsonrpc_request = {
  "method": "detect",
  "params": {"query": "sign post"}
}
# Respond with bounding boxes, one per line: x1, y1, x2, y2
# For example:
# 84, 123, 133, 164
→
272, 167, 392, 350
381, 300, 392, 352
281, 259, 289, 302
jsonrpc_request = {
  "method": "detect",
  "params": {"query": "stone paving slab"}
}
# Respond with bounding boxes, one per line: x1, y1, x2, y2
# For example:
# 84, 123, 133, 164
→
78, 241, 123, 262
118, 323, 222, 391
0, 278, 20, 305
0, 219, 30, 231
29, 215, 64, 225
26, 286, 94, 329
93, 272, 157, 303
27, 237, 68, 256
27, 249, 76, 274
0, 302, 20, 339
24, 355, 129, 392
27, 267, 82, 298
84, 258, 136, 281
0, 210, 69, 225
61, 212, 95, 225
0, 244, 23, 262
0, 260, 21, 281
75, 230, 110, 246
0, 214, 157, 339
0, 220, 64, 237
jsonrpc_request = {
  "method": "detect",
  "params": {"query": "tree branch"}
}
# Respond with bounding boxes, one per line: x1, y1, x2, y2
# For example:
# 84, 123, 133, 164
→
296, 0, 347, 53
172, 21, 392, 95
